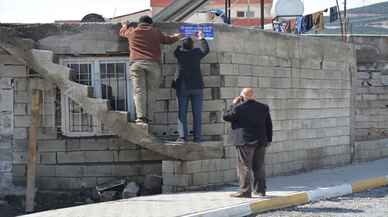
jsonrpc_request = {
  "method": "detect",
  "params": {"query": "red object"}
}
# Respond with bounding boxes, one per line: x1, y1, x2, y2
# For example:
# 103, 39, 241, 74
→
119, 24, 180, 61
151, 0, 172, 7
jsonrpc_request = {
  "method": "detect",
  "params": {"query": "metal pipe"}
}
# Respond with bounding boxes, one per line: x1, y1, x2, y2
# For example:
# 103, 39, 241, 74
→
261, 0, 264, 29
228, 0, 231, 24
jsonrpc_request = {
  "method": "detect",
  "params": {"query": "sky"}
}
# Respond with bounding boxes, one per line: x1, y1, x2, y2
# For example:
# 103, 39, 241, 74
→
0, 0, 388, 23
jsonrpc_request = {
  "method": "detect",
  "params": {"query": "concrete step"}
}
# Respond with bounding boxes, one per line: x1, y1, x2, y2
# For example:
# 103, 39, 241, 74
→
102, 111, 224, 161
1, 40, 224, 161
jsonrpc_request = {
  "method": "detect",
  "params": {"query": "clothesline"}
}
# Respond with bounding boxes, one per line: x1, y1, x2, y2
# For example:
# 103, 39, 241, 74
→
272, 6, 339, 34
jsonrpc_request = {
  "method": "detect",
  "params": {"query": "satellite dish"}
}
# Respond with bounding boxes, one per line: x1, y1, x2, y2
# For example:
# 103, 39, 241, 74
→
271, 0, 304, 18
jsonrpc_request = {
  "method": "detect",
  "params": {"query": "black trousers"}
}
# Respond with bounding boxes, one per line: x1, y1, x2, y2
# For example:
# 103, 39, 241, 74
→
236, 145, 266, 194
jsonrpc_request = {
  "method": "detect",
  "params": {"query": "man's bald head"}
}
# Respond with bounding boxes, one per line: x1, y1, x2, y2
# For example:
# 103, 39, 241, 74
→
241, 88, 255, 100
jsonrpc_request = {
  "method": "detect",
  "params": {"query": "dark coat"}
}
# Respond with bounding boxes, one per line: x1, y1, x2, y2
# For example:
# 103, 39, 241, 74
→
223, 100, 273, 146
174, 39, 209, 90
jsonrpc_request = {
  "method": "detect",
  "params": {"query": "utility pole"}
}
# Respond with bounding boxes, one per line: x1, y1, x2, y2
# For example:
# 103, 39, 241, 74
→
261, 0, 264, 29
247, 0, 251, 18
344, 0, 347, 35
336, 0, 344, 41
25, 87, 41, 213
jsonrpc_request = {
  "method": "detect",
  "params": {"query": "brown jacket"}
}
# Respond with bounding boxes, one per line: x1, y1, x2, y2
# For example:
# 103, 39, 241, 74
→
119, 23, 179, 62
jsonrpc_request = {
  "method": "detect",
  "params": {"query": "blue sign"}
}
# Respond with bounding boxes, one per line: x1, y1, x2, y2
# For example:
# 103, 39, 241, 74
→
179, 24, 215, 40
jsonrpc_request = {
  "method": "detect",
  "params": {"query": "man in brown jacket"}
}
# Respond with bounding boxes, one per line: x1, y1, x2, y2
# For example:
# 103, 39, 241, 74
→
119, 16, 181, 125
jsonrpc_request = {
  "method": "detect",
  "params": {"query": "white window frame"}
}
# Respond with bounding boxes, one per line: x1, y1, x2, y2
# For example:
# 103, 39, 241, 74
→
59, 57, 134, 137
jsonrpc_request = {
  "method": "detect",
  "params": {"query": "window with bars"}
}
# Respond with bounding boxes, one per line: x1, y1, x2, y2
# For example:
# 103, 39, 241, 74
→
60, 57, 133, 137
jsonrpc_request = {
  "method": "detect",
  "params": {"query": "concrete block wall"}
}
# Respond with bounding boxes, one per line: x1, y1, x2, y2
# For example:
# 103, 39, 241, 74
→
0, 53, 165, 191
1, 23, 362, 193
353, 63, 388, 141
12, 137, 165, 190
160, 25, 355, 192
354, 138, 388, 162
0, 54, 17, 195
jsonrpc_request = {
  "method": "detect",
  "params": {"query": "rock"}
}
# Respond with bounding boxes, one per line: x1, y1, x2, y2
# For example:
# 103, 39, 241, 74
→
122, 182, 140, 199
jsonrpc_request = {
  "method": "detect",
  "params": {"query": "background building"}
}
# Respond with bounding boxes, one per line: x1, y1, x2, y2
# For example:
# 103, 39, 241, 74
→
151, 0, 273, 26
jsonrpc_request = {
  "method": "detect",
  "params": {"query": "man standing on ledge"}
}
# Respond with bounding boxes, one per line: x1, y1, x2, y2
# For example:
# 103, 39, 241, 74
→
223, 88, 273, 198
119, 16, 181, 125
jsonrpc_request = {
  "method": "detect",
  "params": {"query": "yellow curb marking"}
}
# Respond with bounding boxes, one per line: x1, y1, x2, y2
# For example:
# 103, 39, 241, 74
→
249, 192, 308, 214
351, 176, 388, 193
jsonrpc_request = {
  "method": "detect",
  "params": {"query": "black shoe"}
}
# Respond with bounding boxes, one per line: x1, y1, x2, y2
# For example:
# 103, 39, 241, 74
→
230, 192, 251, 198
253, 190, 266, 197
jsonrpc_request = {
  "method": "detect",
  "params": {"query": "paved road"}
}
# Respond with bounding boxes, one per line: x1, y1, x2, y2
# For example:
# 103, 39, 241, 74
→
258, 186, 388, 217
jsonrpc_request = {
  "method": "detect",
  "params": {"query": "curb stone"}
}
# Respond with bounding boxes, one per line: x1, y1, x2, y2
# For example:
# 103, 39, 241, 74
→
185, 175, 388, 217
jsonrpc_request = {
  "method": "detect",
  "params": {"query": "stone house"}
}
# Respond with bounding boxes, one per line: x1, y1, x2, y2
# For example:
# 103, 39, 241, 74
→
0, 22, 387, 196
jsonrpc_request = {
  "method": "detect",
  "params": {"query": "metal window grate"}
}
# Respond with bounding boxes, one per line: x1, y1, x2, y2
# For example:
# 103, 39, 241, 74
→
100, 63, 128, 111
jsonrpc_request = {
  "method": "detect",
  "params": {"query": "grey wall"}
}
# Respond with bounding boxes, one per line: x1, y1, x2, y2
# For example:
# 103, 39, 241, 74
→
0, 68, 15, 195
0, 23, 368, 193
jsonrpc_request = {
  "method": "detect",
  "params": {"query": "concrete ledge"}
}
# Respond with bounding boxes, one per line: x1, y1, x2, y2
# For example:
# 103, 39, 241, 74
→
186, 175, 388, 217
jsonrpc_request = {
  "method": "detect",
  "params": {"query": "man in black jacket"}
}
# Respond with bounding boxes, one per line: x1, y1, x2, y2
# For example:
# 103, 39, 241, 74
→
223, 88, 273, 198
174, 31, 209, 143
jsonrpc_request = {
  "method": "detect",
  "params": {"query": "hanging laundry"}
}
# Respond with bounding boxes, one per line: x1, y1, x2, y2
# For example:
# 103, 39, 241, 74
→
303, 14, 314, 32
313, 12, 324, 32
295, 16, 304, 34
330, 6, 339, 22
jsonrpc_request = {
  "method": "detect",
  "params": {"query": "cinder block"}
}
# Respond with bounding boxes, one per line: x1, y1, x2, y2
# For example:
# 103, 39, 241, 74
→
163, 174, 191, 187
238, 65, 252, 76
12, 151, 27, 164
112, 165, 139, 176
162, 161, 174, 173
203, 76, 221, 87
184, 161, 202, 173
14, 103, 28, 115
14, 91, 30, 104
14, 115, 31, 128
223, 169, 237, 183
14, 127, 27, 139
115, 150, 141, 162
38, 139, 66, 152
38, 152, 57, 164
208, 171, 224, 184
84, 151, 114, 163
192, 172, 209, 185
141, 163, 162, 175
220, 64, 236, 75
37, 165, 56, 177
55, 165, 83, 177
0, 65, 27, 78
202, 52, 218, 63
140, 150, 168, 161
12, 164, 26, 177
83, 165, 112, 177
57, 151, 84, 163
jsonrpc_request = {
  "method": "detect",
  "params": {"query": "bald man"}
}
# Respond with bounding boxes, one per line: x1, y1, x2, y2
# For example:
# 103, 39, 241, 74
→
223, 88, 273, 198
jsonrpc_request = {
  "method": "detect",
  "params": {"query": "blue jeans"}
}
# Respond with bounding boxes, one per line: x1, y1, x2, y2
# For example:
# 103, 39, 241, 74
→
177, 87, 203, 142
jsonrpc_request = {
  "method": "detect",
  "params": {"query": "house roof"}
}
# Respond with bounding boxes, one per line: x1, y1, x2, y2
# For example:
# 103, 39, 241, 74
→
320, 1, 388, 35
151, 0, 272, 7
111, 9, 151, 19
